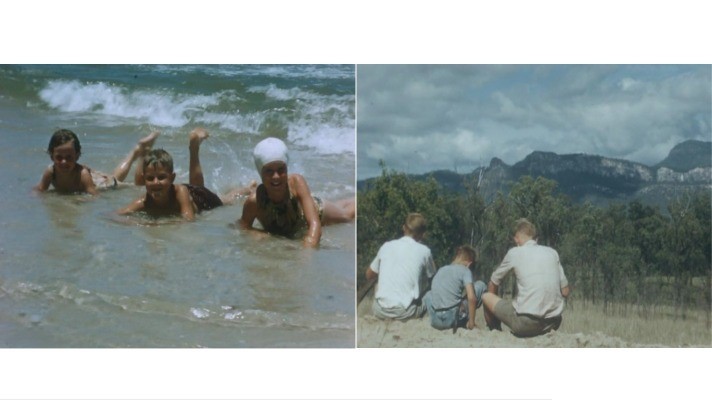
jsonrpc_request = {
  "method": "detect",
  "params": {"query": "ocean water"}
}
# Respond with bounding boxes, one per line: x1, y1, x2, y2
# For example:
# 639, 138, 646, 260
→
0, 64, 355, 347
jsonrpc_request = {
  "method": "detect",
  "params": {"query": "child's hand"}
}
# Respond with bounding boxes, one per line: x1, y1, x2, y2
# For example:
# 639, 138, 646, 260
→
303, 235, 319, 248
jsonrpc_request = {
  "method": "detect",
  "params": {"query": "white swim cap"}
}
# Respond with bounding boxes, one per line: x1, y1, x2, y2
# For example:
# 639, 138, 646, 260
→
253, 137, 289, 173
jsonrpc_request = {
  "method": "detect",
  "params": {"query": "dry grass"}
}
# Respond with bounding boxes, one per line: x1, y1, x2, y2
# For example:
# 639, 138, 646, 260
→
559, 301, 711, 347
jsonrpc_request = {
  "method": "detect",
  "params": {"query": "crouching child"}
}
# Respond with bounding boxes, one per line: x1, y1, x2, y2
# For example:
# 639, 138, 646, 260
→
423, 245, 487, 331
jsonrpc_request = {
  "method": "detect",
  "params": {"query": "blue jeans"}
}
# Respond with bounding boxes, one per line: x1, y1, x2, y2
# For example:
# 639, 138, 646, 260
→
424, 280, 487, 330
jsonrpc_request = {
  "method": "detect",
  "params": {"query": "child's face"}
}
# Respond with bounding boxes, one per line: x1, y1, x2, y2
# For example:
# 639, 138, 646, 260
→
143, 163, 175, 202
260, 161, 288, 191
51, 141, 79, 173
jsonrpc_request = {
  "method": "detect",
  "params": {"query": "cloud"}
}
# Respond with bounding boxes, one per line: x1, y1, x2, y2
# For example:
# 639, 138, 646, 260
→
358, 65, 712, 179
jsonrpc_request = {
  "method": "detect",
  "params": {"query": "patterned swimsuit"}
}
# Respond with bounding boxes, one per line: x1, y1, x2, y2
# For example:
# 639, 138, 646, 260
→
256, 184, 323, 237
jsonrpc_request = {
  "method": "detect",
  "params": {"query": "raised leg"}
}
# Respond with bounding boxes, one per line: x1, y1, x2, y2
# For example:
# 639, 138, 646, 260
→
189, 128, 209, 187
321, 197, 356, 225
111, 131, 159, 185
220, 180, 257, 205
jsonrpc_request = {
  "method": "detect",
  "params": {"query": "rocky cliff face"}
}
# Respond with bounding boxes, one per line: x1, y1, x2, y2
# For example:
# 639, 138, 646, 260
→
359, 140, 712, 208
482, 140, 711, 207
656, 139, 712, 172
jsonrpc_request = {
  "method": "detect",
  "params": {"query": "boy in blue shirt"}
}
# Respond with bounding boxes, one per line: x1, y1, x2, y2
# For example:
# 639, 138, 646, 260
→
423, 245, 486, 331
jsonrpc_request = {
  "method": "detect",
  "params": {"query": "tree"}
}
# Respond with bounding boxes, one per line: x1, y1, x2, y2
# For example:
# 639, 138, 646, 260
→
507, 176, 572, 248
658, 191, 710, 318
356, 166, 458, 288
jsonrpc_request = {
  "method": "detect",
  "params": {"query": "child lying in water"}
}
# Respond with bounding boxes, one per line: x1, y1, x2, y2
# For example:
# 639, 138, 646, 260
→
238, 137, 355, 248
118, 128, 248, 221
35, 128, 158, 195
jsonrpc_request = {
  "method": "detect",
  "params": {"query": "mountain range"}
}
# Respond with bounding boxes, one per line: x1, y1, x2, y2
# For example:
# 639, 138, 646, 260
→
358, 140, 712, 208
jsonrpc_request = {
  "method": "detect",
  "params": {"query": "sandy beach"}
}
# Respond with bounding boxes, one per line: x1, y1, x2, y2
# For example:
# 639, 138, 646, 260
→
358, 293, 637, 348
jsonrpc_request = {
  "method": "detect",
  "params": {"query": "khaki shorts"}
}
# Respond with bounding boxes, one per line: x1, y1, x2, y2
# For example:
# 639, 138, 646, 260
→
372, 298, 427, 321
494, 300, 562, 338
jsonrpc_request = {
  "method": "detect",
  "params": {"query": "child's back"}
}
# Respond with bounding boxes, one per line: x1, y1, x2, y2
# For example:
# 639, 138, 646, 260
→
429, 263, 473, 311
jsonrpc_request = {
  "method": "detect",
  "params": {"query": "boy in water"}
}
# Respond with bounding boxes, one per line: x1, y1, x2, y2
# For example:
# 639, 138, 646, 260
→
118, 128, 240, 221
238, 137, 355, 248
422, 245, 487, 331
35, 128, 159, 195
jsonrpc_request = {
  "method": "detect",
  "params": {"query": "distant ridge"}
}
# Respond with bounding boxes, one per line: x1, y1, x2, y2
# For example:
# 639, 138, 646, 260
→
358, 140, 712, 209
656, 140, 712, 172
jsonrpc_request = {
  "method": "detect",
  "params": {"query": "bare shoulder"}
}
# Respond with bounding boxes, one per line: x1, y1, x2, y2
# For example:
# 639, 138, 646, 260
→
289, 173, 312, 196
80, 166, 95, 185
174, 184, 193, 203
38, 165, 53, 181
175, 184, 190, 195
289, 173, 308, 186
80, 166, 94, 178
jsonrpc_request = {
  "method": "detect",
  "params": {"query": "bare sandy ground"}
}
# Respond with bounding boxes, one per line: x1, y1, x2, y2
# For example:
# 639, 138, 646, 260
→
357, 294, 635, 348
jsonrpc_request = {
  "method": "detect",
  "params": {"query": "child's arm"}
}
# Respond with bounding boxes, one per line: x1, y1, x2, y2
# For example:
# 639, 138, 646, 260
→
238, 195, 259, 230
80, 168, 99, 196
465, 283, 478, 329
34, 166, 53, 192
236, 195, 272, 240
117, 197, 146, 215
175, 185, 196, 221
290, 174, 321, 248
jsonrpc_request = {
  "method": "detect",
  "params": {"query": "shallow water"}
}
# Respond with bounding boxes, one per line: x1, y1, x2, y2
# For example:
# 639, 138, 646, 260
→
0, 65, 355, 347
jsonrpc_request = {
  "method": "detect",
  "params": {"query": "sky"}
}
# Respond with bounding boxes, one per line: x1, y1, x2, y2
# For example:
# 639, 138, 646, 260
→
357, 65, 712, 179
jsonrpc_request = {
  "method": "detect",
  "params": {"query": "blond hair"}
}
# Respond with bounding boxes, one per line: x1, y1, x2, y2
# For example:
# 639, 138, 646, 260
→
514, 218, 537, 239
404, 213, 427, 237
453, 244, 477, 265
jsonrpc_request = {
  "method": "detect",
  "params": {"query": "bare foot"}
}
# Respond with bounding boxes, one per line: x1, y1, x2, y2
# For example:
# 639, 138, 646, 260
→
139, 131, 160, 147
136, 131, 160, 156
238, 180, 258, 196
189, 127, 209, 145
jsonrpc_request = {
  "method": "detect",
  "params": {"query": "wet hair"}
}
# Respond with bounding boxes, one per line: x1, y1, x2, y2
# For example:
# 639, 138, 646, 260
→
514, 218, 537, 238
47, 129, 81, 156
404, 213, 427, 237
143, 148, 174, 173
454, 245, 477, 265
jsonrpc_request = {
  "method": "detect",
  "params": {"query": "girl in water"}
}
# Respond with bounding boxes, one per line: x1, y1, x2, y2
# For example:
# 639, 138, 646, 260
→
238, 137, 355, 248
35, 128, 159, 195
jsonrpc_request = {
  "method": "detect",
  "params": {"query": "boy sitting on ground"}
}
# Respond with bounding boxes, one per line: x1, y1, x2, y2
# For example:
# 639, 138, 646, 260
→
423, 245, 487, 331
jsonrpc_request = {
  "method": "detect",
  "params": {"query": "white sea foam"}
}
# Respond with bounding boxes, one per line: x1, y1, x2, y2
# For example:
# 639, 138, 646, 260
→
38, 80, 222, 127
38, 79, 354, 155
248, 84, 352, 104
147, 64, 353, 80
289, 124, 355, 155
195, 110, 266, 134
